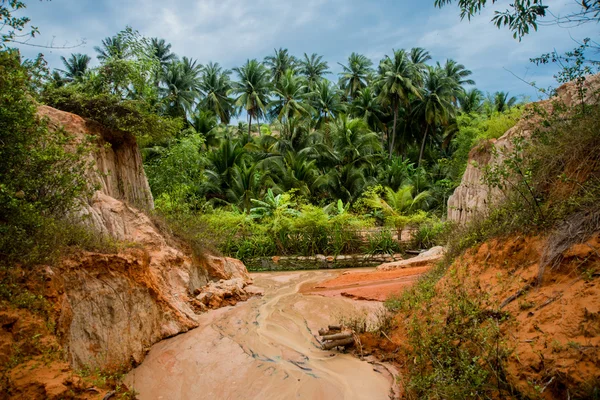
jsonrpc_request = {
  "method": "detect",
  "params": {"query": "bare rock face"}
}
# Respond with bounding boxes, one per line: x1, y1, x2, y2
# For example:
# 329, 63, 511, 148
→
377, 246, 445, 271
37, 106, 252, 370
448, 74, 600, 224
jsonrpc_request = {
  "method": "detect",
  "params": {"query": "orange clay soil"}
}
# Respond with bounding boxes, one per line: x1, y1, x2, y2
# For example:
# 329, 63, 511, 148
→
356, 233, 600, 399
302, 266, 431, 301
0, 306, 126, 400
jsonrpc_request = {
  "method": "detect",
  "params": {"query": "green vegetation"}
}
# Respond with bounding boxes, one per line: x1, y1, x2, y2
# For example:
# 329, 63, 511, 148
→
381, 90, 600, 399
17, 24, 528, 261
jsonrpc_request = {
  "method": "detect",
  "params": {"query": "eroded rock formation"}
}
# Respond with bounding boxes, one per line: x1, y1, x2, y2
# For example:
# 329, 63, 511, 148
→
448, 74, 600, 224
36, 106, 253, 370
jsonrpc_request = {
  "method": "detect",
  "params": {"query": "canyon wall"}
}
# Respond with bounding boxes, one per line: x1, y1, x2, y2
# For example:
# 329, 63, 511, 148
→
37, 106, 251, 370
448, 74, 600, 224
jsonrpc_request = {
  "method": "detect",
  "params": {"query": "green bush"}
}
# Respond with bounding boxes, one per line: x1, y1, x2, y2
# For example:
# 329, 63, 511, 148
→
0, 50, 105, 266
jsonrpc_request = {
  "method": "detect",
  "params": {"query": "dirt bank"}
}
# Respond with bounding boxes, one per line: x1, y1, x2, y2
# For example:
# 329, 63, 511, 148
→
125, 271, 396, 400
303, 266, 430, 301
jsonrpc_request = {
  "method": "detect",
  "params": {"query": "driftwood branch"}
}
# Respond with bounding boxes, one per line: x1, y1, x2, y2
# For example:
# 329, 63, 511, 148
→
322, 338, 355, 350
321, 333, 353, 341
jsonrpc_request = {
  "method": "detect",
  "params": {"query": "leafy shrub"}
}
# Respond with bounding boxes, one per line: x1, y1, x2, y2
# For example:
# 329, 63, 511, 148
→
0, 50, 105, 266
366, 230, 401, 255
41, 85, 182, 146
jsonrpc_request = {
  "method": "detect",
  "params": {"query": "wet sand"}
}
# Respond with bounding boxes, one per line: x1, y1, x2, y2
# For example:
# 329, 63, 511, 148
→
125, 270, 394, 400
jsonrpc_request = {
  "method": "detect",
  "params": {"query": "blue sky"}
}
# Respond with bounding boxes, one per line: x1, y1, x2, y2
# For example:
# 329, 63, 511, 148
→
15, 0, 598, 101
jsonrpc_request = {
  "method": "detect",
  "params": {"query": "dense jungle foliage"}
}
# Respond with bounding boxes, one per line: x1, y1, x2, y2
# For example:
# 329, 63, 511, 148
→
17, 25, 526, 261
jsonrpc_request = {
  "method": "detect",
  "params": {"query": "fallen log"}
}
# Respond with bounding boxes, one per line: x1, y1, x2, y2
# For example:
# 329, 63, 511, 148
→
322, 338, 355, 350
328, 325, 342, 331
321, 333, 353, 341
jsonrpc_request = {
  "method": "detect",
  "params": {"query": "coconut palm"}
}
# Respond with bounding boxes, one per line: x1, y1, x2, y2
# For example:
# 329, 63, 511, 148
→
298, 53, 330, 87
330, 116, 382, 168
490, 91, 518, 112
264, 48, 297, 83
149, 38, 177, 67
459, 88, 484, 114
350, 87, 384, 132
182, 56, 203, 79
377, 49, 422, 157
409, 47, 432, 74
310, 79, 344, 128
57, 53, 91, 82
95, 36, 130, 61
269, 69, 311, 125
198, 62, 234, 124
227, 162, 265, 212
338, 53, 373, 100
439, 59, 475, 86
230, 59, 271, 135
160, 61, 201, 117
413, 67, 455, 166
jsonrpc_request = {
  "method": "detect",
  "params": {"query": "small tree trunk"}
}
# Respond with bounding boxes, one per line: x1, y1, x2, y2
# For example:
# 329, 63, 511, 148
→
389, 103, 398, 159
248, 113, 252, 137
418, 125, 429, 167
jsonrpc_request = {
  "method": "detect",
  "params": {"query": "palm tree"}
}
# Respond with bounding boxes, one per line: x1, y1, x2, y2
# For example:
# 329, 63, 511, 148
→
149, 38, 177, 87
439, 59, 475, 86
338, 53, 373, 100
330, 116, 382, 168
264, 48, 297, 83
459, 88, 484, 114
413, 66, 455, 166
367, 184, 431, 238
149, 38, 177, 67
350, 87, 384, 132
230, 59, 271, 136
227, 162, 264, 213
160, 61, 201, 117
57, 53, 91, 82
377, 49, 422, 157
182, 56, 203, 79
409, 47, 432, 72
269, 69, 311, 125
190, 110, 220, 149
198, 62, 234, 124
298, 53, 330, 87
310, 79, 344, 128
95, 36, 130, 61
490, 91, 518, 112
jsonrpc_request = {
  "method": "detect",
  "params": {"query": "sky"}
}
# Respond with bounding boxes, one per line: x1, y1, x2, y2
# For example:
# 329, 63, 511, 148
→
14, 0, 599, 101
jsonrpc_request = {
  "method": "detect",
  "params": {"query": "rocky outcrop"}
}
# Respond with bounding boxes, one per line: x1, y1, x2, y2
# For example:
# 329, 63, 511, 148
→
36, 106, 252, 370
448, 74, 600, 224
376, 246, 445, 271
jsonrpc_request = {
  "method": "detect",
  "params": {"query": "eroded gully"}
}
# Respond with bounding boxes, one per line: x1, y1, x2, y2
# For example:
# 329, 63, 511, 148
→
125, 270, 394, 400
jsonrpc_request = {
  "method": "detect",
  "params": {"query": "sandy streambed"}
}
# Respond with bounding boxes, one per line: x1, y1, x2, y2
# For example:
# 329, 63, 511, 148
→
125, 270, 394, 400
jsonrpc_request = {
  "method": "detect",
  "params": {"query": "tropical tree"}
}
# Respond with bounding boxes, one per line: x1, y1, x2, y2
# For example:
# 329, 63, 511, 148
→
264, 48, 297, 83
489, 91, 518, 112
160, 61, 201, 117
440, 59, 475, 86
409, 47, 432, 72
227, 162, 265, 212
198, 62, 234, 124
377, 49, 422, 157
458, 88, 484, 113
367, 184, 431, 237
298, 53, 330, 87
330, 116, 382, 168
57, 53, 91, 82
310, 79, 344, 128
339, 52, 373, 100
230, 59, 271, 135
350, 87, 384, 132
413, 66, 456, 166
95, 36, 130, 61
269, 69, 311, 125
149, 38, 177, 67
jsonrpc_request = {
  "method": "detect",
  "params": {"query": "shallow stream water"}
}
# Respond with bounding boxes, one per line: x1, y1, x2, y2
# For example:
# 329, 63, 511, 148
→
125, 270, 393, 400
